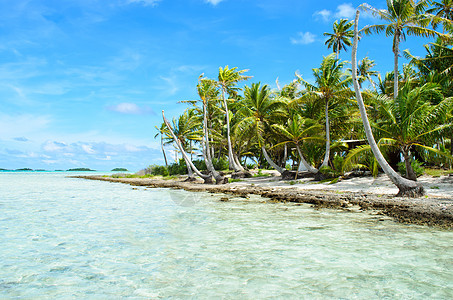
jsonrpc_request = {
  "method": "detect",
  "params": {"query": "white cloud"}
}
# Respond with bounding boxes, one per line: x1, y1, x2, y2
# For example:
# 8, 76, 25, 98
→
81, 144, 96, 154
291, 32, 316, 45
43, 141, 68, 152
205, 0, 224, 5
125, 0, 161, 6
313, 9, 331, 22
314, 3, 356, 22
335, 3, 355, 19
107, 102, 154, 115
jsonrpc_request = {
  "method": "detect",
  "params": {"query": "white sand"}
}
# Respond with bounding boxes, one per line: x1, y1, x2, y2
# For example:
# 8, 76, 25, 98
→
233, 171, 453, 198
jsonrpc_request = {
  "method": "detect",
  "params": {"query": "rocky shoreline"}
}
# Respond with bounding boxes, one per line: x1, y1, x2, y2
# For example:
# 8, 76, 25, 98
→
71, 175, 453, 229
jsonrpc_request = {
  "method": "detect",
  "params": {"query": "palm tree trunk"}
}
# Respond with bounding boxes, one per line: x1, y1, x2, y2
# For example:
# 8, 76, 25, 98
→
202, 100, 226, 184
393, 33, 400, 99
161, 134, 168, 167
320, 99, 330, 169
296, 145, 319, 174
221, 88, 243, 171
402, 149, 417, 181
336, 42, 340, 61
162, 110, 213, 183
261, 146, 285, 174
352, 10, 424, 197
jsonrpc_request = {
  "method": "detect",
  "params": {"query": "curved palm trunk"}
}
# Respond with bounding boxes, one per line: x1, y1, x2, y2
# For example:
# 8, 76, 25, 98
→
221, 88, 244, 172
261, 146, 285, 174
320, 99, 331, 169
162, 110, 213, 183
296, 145, 319, 174
202, 100, 226, 184
161, 133, 168, 167
352, 10, 424, 197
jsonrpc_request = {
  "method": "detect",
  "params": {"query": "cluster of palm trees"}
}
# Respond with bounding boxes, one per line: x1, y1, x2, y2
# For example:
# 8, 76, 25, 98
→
156, 0, 453, 197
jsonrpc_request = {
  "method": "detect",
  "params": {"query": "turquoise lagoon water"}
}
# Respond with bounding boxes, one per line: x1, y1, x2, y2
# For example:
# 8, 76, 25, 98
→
0, 172, 452, 299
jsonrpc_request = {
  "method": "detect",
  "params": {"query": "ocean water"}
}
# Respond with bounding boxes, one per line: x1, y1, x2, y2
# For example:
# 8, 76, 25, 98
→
0, 172, 452, 299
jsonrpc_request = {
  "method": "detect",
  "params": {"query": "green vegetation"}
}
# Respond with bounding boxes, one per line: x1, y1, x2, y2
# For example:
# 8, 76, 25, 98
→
111, 168, 128, 172
152, 1, 453, 197
229, 178, 244, 183
67, 168, 95, 171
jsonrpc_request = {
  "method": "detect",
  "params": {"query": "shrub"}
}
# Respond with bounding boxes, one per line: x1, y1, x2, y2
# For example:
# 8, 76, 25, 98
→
212, 157, 229, 171
397, 159, 424, 178
146, 165, 169, 176
246, 163, 257, 170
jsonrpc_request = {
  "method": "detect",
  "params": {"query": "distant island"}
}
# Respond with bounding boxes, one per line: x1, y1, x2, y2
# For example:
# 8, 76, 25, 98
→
111, 168, 128, 172
67, 168, 96, 172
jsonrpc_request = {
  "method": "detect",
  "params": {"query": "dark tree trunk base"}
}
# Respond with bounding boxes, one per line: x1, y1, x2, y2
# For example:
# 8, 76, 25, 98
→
281, 170, 314, 180
215, 176, 229, 184
184, 176, 197, 182
203, 176, 214, 184
314, 172, 328, 181
231, 171, 252, 179
396, 184, 425, 197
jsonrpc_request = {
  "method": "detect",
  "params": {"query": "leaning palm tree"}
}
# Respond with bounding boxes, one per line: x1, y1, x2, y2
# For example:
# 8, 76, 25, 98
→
360, 0, 448, 99
296, 53, 353, 170
324, 19, 355, 60
352, 9, 425, 197
217, 66, 251, 172
162, 110, 213, 184
235, 82, 287, 174
154, 123, 169, 167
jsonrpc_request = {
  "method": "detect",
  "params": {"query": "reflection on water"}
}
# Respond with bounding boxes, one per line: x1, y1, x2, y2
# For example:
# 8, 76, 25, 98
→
0, 173, 452, 299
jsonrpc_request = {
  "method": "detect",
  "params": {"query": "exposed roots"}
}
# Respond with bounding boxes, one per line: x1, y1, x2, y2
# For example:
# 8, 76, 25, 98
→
396, 183, 425, 197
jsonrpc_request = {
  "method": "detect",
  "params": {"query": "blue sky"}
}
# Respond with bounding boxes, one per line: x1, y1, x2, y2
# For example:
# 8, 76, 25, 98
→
0, 0, 435, 171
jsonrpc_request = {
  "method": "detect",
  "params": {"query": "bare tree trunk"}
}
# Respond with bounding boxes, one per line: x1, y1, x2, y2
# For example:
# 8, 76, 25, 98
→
221, 88, 243, 172
261, 146, 285, 174
296, 145, 319, 174
320, 99, 330, 169
162, 110, 213, 183
393, 34, 400, 100
352, 10, 424, 197
202, 100, 226, 184
403, 149, 417, 181
161, 134, 168, 167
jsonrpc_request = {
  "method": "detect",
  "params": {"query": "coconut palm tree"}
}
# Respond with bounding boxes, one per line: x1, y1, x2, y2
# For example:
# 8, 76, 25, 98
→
235, 82, 287, 174
360, 0, 448, 99
357, 56, 379, 91
352, 9, 425, 197
197, 76, 227, 184
296, 53, 353, 170
271, 115, 323, 175
217, 66, 251, 172
162, 110, 213, 183
427, 0, 453, 32
324, 19, 355, 60
371, 81, 453, 180
154, 123, 169, 167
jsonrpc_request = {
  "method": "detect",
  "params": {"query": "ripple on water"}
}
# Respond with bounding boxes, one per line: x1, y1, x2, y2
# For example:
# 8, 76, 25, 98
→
0, 173, 452, 299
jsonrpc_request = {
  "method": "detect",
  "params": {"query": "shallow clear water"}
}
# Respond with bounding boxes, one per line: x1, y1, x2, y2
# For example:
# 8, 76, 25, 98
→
0, 173, 452, 299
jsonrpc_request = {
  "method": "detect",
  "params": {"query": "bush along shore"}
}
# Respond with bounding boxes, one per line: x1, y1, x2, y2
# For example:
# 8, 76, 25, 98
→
72, 170, 453, 229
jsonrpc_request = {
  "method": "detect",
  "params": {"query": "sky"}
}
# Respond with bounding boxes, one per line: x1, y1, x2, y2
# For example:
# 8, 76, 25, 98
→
0, 0, 436, 171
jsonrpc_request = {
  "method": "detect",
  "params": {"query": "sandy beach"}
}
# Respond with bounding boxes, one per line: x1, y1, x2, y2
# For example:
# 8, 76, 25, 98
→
73, 171, 453, 228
